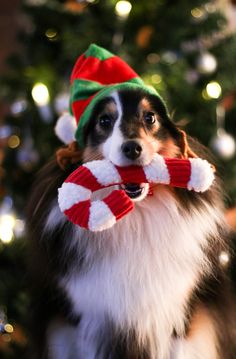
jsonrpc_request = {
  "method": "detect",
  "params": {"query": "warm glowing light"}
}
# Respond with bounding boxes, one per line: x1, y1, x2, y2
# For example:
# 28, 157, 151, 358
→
115, 1, 132, 18
151, 74, 162, 84
4, 324, 14, 333
8, 135, 20, 149
197, 52, 217, 74
0, 227, 13, 243
32, 83, 50, 106
45, 29, 57, 39
211, 130, 236, 159
0, 215, 15, 229
162, 51, 177, 64
205, 3, 216, 13
191, 7, 204, 18
0, 214, 15, 243
206, 81, 222, 99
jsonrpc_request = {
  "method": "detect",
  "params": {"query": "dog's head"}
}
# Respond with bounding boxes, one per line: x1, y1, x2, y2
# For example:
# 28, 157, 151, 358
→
83, 89, 182, 164
80, 88, 190, 201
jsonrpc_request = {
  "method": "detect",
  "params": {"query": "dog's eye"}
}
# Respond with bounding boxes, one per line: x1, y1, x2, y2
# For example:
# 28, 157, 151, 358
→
99, 114, 112, 128
144, 112, 156, 125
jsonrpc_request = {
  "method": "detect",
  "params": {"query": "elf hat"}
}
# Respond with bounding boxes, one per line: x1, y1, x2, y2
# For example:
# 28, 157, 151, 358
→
69, 44, 163, 148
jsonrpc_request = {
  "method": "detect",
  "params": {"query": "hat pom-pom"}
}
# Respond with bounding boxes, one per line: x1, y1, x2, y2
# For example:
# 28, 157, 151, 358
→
55, 112, 77, 144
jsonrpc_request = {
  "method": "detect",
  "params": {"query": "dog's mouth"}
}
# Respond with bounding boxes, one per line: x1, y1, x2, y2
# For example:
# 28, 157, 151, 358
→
121, 183, 148, 200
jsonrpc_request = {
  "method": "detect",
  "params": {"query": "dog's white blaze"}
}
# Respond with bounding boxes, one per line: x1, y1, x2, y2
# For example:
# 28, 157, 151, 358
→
102, 91, 160, 166
56, 187, 223, 359
102, 91, 126, 166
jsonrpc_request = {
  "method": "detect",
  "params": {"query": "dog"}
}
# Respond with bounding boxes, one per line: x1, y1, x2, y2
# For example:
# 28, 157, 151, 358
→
27, 88, 234, 359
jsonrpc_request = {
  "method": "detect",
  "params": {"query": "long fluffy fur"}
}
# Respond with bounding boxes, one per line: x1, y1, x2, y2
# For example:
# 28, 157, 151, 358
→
27, 89, 235, 359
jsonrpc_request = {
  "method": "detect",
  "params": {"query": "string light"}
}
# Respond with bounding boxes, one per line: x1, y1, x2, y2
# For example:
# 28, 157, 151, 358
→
31, 83, 50, 106
8, 135, 20, 149
210, 105, 236, 160
11, 99, 27, 115
211, 129, 236, 159
205, 3, 216, 13
0, 125, 11, 139
162, 51, 178, 65
4, 324, 14, 334
151, 74, 162, 84
0, 214, 15, 244
206, 81, 222, 99
191, 7, 204, 18
115, 1, 132, 18
45, 29, 58, 40
197, 52, 217, 74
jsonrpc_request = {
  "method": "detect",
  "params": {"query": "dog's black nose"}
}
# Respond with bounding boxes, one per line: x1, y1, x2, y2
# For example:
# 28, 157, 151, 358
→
121, 141, 142, 160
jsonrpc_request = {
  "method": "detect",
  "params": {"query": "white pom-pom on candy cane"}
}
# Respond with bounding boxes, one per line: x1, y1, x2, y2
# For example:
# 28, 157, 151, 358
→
58, 153, 215, 232
187, 158, 215, 192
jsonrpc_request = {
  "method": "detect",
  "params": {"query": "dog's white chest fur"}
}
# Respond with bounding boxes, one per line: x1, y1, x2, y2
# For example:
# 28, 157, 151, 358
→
49, 188, 222, 359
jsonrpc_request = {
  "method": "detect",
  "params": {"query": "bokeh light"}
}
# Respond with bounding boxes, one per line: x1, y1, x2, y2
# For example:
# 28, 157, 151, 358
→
0, 214, 15, 244
115, 1, 132, 18
31, 82, 50, 106
206, 81, 222, 99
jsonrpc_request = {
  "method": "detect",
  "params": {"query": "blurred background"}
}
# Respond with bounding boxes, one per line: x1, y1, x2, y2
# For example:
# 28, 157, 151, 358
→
0, 0, 236, 357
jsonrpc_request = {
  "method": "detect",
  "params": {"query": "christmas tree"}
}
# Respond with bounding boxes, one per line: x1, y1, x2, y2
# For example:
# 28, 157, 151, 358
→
0, 0, 236, 357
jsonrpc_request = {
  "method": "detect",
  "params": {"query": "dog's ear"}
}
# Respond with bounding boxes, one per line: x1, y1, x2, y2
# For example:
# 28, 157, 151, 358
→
177, 129, 216, 172
177, 129, 198, 159
56, 141, 83, 170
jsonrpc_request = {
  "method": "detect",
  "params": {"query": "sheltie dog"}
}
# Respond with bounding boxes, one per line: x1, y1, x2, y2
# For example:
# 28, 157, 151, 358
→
27, 89, 234, 359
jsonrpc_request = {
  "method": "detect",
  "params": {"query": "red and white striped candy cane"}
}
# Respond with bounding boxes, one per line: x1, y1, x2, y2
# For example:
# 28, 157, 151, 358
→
58, 154, 214, 232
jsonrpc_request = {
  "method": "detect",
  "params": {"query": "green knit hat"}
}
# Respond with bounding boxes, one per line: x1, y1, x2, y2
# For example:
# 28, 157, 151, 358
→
70, 44, 161, 148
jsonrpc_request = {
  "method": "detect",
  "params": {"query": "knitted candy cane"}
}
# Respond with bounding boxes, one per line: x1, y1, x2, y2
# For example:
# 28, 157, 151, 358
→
58, 154, 214, 232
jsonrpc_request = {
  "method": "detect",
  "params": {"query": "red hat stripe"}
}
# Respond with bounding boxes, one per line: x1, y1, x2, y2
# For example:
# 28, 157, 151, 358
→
71, 56, 138, 85
70, 54, 86, 83
72, 95, 97, 124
